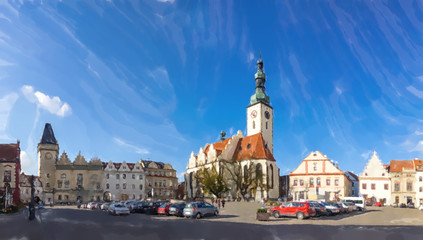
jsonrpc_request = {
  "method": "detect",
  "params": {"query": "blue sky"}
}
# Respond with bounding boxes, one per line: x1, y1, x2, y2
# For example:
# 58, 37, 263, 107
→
1, 0, 423, 180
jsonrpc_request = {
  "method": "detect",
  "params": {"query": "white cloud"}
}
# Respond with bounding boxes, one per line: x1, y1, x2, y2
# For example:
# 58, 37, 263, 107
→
177, 171, 186, 180
228, 127, 234, 136
114, 137, 149, 155
156, 0, 175, 3
360, 150, 372, 160
0, 58, 15, 66
20, 150, 37, 175
21, 85, 72, 117
406, 86, 423, 99
335, 86, 343, 95
247, 52, 255, 63
411, 141, 423, 153
0, 92, 19, 134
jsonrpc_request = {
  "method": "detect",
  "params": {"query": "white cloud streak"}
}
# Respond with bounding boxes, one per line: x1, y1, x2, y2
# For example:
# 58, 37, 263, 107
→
114, 137, 149, 155
0, 92, 19, 140
21, 85, 72, 117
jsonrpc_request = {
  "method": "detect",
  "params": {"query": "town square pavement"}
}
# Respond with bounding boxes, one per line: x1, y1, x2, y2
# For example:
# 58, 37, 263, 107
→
0, 202, 422, 240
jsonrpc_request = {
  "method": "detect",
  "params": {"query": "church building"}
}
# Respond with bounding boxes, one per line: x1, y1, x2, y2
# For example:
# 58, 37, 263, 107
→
185, 58, 279, 201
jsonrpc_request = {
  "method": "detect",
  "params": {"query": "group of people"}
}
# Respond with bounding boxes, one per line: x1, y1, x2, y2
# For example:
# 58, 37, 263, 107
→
211, 198, 226, 209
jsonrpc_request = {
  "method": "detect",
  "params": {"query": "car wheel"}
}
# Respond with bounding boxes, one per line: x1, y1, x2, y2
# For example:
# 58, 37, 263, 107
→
296, 212, 305, 220
272, 210, 280, 218
214, 210, 218, 216
196, 213, 201, 219
114, 210, 117, 216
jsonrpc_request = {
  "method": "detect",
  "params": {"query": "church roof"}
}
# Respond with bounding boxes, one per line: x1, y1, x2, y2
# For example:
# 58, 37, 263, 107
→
204, 137, 232, 157
0, 143, 20, 161
40, 123, 57, 144
232, 133, 275, 161
143, 160, 166, 169
390, 160, 415, 172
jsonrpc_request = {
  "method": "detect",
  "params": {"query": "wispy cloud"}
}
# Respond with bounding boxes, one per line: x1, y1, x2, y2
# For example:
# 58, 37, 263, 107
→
20, 150, 37, 175
21, 85, 72, 117
406, 85, 423, 99
0, 92, 19, 140
0, 58, 15, 66
156, 0, 175, 3
410, 141, 423, 153
114, 137, 149, 155
360, 150, 372, 160
247, 52, 255, 63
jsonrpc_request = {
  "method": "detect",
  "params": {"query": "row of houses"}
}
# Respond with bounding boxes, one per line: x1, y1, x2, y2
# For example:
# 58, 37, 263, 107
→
287, 150, 423, 207
0, 123, 178, 207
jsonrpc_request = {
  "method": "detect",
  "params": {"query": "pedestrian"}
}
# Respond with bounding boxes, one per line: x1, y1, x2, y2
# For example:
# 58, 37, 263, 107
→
212, 198, 215, 205
218, 198, 221, 209
222, 199, 225, 208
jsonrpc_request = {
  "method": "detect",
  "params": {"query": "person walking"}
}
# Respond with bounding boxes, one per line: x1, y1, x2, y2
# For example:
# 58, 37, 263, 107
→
217, 198, 221, 209
222, 199, 225, 208
212, 198, 215, 205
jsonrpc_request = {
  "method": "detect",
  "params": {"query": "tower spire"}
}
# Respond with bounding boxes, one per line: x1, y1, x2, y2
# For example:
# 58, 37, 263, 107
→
250, 56, 270, 105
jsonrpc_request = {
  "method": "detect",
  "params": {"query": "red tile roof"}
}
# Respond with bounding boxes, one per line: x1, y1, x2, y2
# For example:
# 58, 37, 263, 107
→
233, 133, 275, 161
204, 137, 232, 156
390, 160, 415, 172
414, 159, 423, 171
0, 143, 19, 160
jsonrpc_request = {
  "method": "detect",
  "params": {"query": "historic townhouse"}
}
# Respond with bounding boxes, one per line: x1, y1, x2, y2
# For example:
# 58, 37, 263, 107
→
414, 159, 423, 207
289, 151, 353, 201
103, 160, 145, 201
390, 160, 416, 206
0, 141, 21, 206
144, 160, 178, 200
20, 173, 43, 203
185, 58, 279, 201
359, 151, 391, 204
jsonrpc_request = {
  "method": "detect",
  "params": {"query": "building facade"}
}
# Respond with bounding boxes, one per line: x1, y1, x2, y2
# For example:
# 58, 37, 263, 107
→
359, 151, 391, 204
185, 58, 279, 201
289, 151, 353, 201
103, 160, 145, 201
19, 173, 43, 204
390, 160, 416, 206
144, 160, 178, 200
415, 159, 423, 207
0, 141, 21, 206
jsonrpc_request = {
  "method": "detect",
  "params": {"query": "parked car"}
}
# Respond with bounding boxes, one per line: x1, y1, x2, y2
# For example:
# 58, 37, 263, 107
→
169, 203, 186, 217
127, 201, 140, 212
108, 203, 130, 215
332, 202, 348, 214
342, 197, 365, 211
132, 202, 148, 213
183, 202, 218, 219
306, 202, 326, 217
271, 201, 315, 220
158, 203, 172, 215
408, 202, 415, 208
375, 202, 382, 207
400, 203, 407, 208
145, 202, 162, 215
341, 202, 354, 213
101, 202, 111, 210
87, 202, 98, 210
320, 201, 339, 215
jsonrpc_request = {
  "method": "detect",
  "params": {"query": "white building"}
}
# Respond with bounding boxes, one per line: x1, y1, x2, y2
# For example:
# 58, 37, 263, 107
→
359, 151, 391, 204
185, 58, 279, 201
103, 160, 145, 201
414, 159, 423, 207
20, 173, 43, 204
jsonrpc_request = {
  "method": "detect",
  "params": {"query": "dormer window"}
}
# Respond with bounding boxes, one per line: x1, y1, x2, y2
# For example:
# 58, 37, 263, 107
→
247, 144, 251, 149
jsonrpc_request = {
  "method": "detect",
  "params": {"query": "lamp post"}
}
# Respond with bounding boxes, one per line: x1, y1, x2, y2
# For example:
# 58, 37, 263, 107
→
28, 175, 36, 221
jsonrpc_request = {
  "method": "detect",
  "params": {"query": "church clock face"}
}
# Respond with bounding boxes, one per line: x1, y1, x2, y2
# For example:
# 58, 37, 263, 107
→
250, 110, 257, 118
45, 152, 52, 160
265, 111, 270, 119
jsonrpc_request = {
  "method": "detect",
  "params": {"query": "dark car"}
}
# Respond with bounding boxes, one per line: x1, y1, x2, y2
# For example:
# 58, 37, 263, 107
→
408, 202, 415, 208
131, 202, 147, 213
307, 202, 327, 217
145, 202, 162, 215
400, 203, 407, 208
169, 203, 186, 217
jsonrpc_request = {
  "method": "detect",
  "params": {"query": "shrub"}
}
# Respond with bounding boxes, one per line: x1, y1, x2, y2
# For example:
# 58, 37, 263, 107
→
257, 208, 268, 213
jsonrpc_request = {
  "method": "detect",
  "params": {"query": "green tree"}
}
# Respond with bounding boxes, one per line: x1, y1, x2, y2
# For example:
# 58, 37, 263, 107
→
196, 165, 229, 198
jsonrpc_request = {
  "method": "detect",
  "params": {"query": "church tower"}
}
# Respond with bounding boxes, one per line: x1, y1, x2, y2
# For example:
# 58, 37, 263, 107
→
246, 58, 274, 154
37, 123, 59, 204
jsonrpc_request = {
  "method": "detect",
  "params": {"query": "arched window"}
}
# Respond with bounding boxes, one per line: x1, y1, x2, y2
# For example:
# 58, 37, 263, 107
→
266, 165, 269, 188
310, 178, 314, 186
244, 165, 248, 182
256, 163, 263, 185
317, 178, 321, 185
270, 164, 274, 188
61, 173, 66, 179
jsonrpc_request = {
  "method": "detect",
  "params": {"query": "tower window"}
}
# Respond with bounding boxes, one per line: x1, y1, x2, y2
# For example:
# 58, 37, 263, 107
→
253, 121, 255, 129
266, 122, 268, 129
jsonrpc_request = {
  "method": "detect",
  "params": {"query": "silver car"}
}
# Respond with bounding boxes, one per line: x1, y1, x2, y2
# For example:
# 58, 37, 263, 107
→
108, 203, 130, 215
183, 202, 218, 219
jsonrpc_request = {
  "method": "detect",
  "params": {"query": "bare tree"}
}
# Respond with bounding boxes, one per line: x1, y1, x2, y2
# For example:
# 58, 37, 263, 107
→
196, 165, 229, 198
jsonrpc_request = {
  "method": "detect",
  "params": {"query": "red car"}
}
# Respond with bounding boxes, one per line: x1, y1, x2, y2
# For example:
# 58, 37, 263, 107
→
375, 202, 382, 207
271, 201, 315, 220
157, 203, 172, 215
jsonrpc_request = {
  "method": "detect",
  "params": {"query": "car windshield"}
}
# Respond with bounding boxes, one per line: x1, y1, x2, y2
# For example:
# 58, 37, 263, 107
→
186, 203, 196, 208
159, 204, 168, 208
320, 202, 329, 206
114, 204, 124, 208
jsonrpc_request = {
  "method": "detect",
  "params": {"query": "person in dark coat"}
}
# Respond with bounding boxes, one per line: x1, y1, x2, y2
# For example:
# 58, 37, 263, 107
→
222, 199, 225, 208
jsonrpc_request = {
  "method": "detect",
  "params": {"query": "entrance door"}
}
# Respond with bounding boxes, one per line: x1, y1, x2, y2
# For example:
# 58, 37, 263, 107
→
407, 196, 413, 204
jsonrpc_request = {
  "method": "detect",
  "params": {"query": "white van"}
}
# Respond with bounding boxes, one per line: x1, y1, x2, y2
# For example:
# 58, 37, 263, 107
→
342, 197, 365, 211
